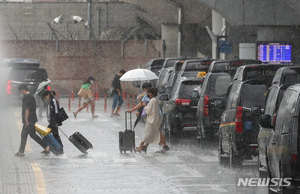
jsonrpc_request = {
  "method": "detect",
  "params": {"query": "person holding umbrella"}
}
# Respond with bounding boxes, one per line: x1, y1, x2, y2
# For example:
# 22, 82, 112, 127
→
130, 86, 170, 153
127, 82, 152, 128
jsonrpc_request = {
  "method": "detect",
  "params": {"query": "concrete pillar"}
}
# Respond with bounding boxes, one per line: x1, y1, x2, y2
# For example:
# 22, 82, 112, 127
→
212, 10, 226, 59
161, 24, 178, 57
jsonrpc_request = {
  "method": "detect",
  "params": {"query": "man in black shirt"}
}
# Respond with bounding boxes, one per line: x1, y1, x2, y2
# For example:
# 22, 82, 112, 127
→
110, 69, 126, 117
15, 84, 50, 157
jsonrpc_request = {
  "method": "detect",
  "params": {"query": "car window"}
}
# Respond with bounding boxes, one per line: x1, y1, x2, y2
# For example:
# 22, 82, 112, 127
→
226, 82, 242, 109
158, 69, 169, 84
182, 71, 198, 77
240, 83, 267, 108
215, 75, 232, 96
178, 80, 201, 99
282, 73, 300, 85
207, 73, 231, 97
165, 59, 179, 68
9, 68, 47, 82
243, 68, 277, 81
184, 61, 210, 72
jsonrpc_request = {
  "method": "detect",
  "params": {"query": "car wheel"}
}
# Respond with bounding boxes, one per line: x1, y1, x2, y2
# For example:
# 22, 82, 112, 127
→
218, 135, 228, 166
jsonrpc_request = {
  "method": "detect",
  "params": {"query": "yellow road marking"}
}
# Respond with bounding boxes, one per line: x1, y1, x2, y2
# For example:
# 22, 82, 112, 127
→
31, 162, 47, 194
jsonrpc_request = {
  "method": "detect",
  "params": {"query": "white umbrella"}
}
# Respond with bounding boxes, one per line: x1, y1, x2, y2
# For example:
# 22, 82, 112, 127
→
120, 68, 158, 81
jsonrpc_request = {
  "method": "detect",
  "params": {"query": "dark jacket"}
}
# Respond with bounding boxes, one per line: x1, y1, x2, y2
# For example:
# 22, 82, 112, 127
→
48, 97, 62, 126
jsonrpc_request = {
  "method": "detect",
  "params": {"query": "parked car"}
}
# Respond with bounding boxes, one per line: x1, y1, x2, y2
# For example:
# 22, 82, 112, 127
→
156, 57, 193, 94
4, 58, 49, 105
165, 59, 212, 96
218, 64, 289, 167
260, 84, 300, 194
159, 77, 203, 144
144, 58, 165, 87
145, 58, 165, 76
196, 59, 262, 143
258, 66, 300, 178
164, 60, 186, 95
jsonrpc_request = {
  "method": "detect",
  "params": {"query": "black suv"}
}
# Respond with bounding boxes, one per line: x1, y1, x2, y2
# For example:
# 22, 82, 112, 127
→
261, 84, 300, 193
196, 59, 262, 142
218, 64, 289, 167
159, 77, 203, 144
4, 58, 48, 104
258, 66, 300, 177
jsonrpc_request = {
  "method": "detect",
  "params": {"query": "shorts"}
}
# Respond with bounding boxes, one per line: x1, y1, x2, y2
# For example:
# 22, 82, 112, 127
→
83, 97, 93, 103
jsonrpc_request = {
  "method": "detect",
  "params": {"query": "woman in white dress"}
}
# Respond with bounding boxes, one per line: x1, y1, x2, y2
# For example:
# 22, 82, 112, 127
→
134, 87, 162, 152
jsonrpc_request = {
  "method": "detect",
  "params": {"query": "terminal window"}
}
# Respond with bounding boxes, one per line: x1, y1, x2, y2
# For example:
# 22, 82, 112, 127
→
257, 43, 292, 63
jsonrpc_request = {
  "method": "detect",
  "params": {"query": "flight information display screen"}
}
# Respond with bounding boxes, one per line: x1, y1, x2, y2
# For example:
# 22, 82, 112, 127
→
257, 43, 292, 63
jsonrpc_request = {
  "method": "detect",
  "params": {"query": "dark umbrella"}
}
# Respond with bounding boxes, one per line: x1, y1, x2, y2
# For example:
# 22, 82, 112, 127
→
133, 106, 144, 129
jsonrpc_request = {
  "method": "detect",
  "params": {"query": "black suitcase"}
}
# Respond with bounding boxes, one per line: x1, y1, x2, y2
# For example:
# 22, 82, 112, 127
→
119, 111, 135, 153
69, 132, 93, 154
59, 128, 93, 154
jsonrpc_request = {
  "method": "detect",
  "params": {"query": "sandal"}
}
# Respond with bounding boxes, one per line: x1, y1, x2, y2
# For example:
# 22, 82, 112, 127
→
133, 147, 142, 153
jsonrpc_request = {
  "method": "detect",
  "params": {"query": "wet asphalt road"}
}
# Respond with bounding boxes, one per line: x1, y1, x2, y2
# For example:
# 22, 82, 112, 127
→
0, 97, 267, 194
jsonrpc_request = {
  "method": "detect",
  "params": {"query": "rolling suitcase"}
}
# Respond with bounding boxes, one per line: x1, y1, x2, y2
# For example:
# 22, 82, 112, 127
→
35, 123, 52, 136
42, 133, 63, 155
59, 128, 93, 154
119, 111, 135, 153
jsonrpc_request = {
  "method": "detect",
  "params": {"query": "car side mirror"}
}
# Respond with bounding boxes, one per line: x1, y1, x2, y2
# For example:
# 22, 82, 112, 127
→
211, 99, 224, 109
159, 93, 169, 101
251, 105, 262, 116
260, 114, 272, 128
133, 81, 140, 88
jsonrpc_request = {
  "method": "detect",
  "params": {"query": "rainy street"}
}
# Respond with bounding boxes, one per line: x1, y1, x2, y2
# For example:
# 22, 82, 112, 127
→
0, 97, 266, 194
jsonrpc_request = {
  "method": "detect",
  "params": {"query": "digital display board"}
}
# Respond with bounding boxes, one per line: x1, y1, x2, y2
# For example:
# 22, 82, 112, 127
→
257, 43, 292, 63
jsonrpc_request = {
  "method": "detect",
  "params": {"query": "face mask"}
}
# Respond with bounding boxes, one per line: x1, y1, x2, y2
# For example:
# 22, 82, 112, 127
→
90, 80, 94, 84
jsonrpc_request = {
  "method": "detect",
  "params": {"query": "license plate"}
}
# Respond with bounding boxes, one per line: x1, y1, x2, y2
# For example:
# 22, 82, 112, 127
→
244, 121, 252, 130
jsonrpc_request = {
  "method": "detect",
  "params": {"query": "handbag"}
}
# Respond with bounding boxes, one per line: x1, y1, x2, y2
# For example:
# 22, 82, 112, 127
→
78, 88, 88, 98
57, 107, 69, 123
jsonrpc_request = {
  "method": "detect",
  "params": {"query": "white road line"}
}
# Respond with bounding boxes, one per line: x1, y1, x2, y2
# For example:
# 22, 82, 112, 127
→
176, 164, 205, 178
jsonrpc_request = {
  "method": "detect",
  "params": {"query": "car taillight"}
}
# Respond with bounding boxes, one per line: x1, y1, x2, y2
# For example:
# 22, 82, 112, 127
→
235, 106, 243, 133
272, 114, 276, 126
292, 153, 297, 162
7, 80, 11, 94
175, 99, 191, 106
203, 95, 209, 116
47, 85, 51, 91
